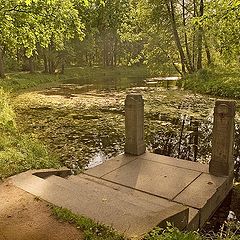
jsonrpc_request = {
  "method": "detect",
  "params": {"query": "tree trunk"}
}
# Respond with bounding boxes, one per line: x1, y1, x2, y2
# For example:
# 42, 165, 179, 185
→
29, 56, 34, 73
192, 0, 197, 68
61, 63, 65, 74
114, 37, 118, 66
0, 46, 5, 78
43, 51, 49, 73
103, 34, 107, 66
166, 0, 191, 74
48, 43, 56, 74
85, 52, 88, 66
203, 33, 211, 66
182, 0, 194, 72
197, 0, 204, 70
49, 59, 55, 74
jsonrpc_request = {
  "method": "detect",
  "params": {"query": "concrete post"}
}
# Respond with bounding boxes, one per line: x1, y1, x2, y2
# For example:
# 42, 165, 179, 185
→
209, 100, 236, 176
124, 94, 146, 155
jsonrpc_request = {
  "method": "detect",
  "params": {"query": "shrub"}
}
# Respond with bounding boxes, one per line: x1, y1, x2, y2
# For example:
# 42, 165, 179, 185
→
0, 88, 60, 180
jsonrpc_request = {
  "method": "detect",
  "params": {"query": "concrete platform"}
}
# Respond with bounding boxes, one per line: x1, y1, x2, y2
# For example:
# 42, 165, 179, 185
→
85, 152, 233, 228
10, 152, 233, 239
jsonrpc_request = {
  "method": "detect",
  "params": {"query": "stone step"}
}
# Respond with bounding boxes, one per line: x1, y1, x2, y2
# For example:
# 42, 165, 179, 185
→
47, 175, 164, 218
46, 175, 189, 238
10, 171, 189, 239
69, 174, 199, 231
68, 174, 171, 210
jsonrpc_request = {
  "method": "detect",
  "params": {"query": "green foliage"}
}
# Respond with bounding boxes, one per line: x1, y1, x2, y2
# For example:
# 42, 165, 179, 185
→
0, 72, 61, 92
211, 221, 240, 240
0, 0, 86, 69
48, 210, 240, 240
144, 222, 240, 240
138, 0, 178, 74
0, 89, 16, 131
0, 88, 60, 179
0, 134, 61, 179
0, 0, 239, 75
52, 206, 125, 240
71, 0, 144, 67
145, 225, 202, 240
203, 0, 240, 64
184, 67, 240, 98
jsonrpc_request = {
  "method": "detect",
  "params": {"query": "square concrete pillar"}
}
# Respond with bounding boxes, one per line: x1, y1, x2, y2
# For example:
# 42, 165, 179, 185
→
124, 94, 146, 155
209, 100, 236, 176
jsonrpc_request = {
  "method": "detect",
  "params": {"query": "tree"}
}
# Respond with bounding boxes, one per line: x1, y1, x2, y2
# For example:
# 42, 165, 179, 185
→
33, 0, 86, 73
137, 0, 214, 75
71, 0, 143, 67
203, 0, 240, 65
0, 0, 86, 77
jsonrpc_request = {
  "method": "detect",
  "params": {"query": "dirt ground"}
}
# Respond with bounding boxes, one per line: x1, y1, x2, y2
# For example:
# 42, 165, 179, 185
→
0, 180, 84, 240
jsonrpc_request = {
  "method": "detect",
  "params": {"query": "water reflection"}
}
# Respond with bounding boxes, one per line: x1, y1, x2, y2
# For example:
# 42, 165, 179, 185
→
145, 77, 181, 90
87, 151, 107, 169
145, 114, 213, 163
40, 76, 180, 98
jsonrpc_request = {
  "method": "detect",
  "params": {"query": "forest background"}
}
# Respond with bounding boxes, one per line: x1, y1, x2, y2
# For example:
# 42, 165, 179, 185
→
0, 0, 239, 79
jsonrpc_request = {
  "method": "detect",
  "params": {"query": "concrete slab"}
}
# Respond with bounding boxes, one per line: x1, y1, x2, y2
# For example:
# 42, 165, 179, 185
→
187, 208, 199, 231
10, 151, 233, 236
140, 152, 209, 173
69, 174, 183, 211
85, 154, 137, 178
71, 173, 198, 231
84, 152, 232, 230
102, 158, 201, 200
174, 173, 233, 227
10, 171, 189, 239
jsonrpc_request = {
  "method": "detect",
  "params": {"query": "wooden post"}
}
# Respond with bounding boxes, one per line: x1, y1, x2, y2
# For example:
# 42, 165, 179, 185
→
209, 100, 236, 176
124, 94, 146, 155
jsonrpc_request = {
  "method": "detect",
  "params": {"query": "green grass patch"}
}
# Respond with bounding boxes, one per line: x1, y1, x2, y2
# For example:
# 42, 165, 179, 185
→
0, 66, 150, 92
144, 222, 240, 240
0, 72, 61, 92
184, 67, 240, 99
0, 89, 60, 179
145, 225, 202, 240
0, 133, 61, 179
51, 206, 125, 240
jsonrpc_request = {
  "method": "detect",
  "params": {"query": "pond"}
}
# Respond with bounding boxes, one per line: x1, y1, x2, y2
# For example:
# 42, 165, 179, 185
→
14, 75, 240, 179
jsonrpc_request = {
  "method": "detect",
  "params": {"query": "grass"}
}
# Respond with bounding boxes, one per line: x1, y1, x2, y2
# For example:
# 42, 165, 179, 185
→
144, 222, 240, 240
0, 88, 60, 180
52, 206, 240, 240
144, 225, 202, 240
0, 66, 150, 92
51, 206, 125, 240
184, 67, 240, 99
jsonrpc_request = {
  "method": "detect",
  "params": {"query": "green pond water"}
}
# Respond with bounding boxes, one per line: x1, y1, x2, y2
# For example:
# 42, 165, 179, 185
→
14, 76, 240, 178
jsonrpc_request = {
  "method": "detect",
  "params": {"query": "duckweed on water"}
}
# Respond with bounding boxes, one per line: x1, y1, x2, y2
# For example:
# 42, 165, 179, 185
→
14, 83, 240, 173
